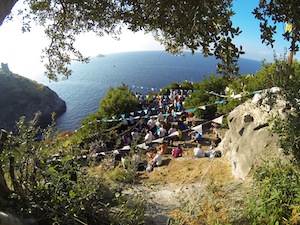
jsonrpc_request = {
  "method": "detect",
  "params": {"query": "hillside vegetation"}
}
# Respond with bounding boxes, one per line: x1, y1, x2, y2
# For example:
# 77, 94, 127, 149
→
0, 69, 66, 131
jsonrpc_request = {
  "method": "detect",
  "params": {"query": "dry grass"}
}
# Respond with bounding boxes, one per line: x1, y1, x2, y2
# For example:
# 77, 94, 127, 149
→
139, 152, 233, 185
139, 128, 233, 186
88, 130, 248, 225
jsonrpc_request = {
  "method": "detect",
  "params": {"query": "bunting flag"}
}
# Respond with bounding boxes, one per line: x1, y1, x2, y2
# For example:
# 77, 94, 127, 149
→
152, 138, 165, 143
185, 109, 195, 113
137, 143, 149, 150
122, 145, 131, 150
208, 91, 228, 98
232, 94, 242, 99
167, 131, 179, 137
215, 101, 227, 105
192, 124, 203, 134
212, 115, 223, 125
83, 87, 269, 126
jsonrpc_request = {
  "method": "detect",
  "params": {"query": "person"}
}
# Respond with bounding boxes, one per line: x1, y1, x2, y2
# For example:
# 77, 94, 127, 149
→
129, 114, 135, 126
177, 118, 186, 131
167, 124, 177, 145
144, 129, 153, 146
190, 131, 202, 143
146, 149, 163, 172
151, 150, 163, 166
214, 134, 221, 147
157, 124, 167, 138
131, 128, 139, 142
147, 116, 156, 133
193, 144, 203, 158
156, 143, 167, 154
172, 144, 183, 158
113, 150, 122, 167
146, 148, 156, 159
121, 133, 131, 146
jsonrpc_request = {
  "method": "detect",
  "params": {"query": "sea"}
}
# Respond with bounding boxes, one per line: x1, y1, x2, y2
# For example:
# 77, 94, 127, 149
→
35, 51, 262, 131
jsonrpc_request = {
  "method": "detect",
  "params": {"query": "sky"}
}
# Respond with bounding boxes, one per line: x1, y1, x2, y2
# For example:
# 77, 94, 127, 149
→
0, 0, 294, 80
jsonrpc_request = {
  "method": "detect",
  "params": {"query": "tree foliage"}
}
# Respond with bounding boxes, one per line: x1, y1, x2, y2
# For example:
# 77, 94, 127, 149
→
246, 160, 300, 224
0, 113, 145, 224
97, 83, 139, 119
11, 0, 244, 80
184, 74, 229, 119
2, 1, 299, 79
253, 0, 300, 65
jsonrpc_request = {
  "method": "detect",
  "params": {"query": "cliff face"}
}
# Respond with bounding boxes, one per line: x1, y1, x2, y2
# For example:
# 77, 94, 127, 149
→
0, 70, 66, 131
216, 88, 289, 179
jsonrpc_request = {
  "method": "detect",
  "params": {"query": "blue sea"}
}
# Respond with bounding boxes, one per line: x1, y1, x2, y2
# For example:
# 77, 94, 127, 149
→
36, 51, 262, 131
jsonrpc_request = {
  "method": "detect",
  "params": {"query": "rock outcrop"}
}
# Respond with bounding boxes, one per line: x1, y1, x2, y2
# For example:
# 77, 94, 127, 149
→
0, 70, 66, 131
216, 88, 290, 179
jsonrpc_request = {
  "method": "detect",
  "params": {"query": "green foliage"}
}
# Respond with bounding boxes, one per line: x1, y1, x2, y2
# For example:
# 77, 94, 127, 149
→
98, 84, 139, 119
253, 0, 300, 60
0, 71, 65, 131
0, 114, 145, 225
15, 0, 244, 79
184, 74, 230, 118
217, 98, 241, 116
246, 160, 300, 225
263, 60, 300, 163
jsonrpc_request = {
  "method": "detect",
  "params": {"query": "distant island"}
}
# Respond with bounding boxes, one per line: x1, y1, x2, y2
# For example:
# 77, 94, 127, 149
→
97, 54, 105, 58
0, 64, 66, 131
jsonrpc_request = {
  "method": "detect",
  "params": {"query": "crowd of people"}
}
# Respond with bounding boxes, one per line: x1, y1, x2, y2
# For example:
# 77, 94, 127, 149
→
77, 88, 222, 172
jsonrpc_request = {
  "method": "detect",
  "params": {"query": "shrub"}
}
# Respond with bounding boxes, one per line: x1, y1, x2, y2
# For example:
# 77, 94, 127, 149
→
245, 160, 300, 225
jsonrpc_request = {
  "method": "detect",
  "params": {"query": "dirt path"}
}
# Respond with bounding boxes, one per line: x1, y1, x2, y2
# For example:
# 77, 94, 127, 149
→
127, 142, 234, 225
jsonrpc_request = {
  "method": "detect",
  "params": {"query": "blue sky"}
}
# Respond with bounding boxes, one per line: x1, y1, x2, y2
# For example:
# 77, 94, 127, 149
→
232, 0, 290, 60
0, 0, 294, 79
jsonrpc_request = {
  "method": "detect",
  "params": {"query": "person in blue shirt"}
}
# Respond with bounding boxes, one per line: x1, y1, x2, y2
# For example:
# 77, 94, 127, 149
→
189, 131, 202, 143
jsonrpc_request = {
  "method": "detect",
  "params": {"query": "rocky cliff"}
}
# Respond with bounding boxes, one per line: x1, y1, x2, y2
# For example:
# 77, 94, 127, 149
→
216, 88, 289, 179
0, 69, 66, 131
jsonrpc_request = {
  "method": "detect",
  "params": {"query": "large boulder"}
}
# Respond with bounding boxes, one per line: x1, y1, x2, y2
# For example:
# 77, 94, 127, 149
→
217, 88, 289, 179
0, 70, 66, 131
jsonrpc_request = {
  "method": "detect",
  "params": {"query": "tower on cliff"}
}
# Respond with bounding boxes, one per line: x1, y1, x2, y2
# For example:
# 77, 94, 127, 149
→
1, 63, 10, 73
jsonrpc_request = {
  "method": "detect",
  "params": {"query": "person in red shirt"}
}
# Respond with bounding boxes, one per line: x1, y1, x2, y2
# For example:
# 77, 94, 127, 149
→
172, 144, 183, 158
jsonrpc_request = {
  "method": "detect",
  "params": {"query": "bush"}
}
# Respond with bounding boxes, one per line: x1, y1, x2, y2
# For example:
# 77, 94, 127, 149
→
245, 160, 300, 225
0, 114, 145, 225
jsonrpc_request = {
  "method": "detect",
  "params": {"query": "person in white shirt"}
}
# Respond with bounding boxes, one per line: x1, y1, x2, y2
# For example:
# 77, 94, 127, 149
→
157, 124, 167, 138
147, 116, 155, 130
194, 144, 203, 158
146, 149, 163, 172
144, 129, 153, 146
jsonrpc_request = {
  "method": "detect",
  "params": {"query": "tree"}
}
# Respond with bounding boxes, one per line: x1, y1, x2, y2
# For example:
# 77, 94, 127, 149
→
1, 0, 243, 80
253, 0, 300, 67
0, 0, 17, 26
97, 84, 139, 119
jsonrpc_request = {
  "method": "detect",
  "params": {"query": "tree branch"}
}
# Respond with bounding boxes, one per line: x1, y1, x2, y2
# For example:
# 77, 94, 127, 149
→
0, 0, 18, 26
